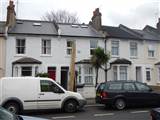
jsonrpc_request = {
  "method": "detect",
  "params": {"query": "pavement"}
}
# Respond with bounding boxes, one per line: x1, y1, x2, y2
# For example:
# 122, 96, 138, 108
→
86, 98, 96, 105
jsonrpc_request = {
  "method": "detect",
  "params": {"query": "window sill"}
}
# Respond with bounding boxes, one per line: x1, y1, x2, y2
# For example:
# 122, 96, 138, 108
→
40, 54, 52, 57
14, 54, 26, 57
130, 56, 138, 59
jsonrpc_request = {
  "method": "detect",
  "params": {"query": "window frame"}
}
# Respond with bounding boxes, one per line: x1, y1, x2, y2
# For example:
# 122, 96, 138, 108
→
41, 39, 51, 55
21, 66, 32, 76
130, 42, 137, 57
84, 66, 94, 85
90, 39, 98, 55
16, 38, 26, 54
66, 40, 74, 55
111, 41, 119, 56
146, 68, 151, 81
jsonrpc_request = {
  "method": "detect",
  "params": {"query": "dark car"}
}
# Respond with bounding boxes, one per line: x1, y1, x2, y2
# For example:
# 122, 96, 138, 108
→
96, 80, 160, 110
151, 108, 160, 120
0, 106, 49, 120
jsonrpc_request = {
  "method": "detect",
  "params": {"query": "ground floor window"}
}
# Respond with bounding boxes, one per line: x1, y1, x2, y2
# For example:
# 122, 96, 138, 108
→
146, 68, 151, 81
112, 65, 128, 80
84, 66, 94, 85
21, 66, 32, 76
159, 68, 160, 82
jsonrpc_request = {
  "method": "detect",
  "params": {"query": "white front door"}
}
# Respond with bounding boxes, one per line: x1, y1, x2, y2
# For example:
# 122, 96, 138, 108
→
37, 80, 64, 109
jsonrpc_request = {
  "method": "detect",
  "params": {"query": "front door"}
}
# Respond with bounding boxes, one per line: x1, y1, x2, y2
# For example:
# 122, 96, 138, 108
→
48, 67, 56, 80
37, 80, 64, 109
61, 67, 69, 90
136, 67, 142, 82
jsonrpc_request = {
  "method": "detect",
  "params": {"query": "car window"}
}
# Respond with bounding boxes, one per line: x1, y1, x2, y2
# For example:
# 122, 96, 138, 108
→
97, 83, 105, 92
135, 83, 150, 91
40, 80, 63, 93
123, 83, 136, 91
108, 83, 122, 90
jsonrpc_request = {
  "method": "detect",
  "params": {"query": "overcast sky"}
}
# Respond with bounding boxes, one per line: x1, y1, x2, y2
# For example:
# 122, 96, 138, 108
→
1, 0, 160, 29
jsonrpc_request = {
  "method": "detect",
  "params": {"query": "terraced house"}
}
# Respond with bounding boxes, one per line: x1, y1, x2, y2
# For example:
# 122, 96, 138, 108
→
3, 1, 160, 98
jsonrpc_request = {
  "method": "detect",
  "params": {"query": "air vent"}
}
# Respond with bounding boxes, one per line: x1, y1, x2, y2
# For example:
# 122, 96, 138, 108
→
71, 24, 79, 28
33, 22, 41, 26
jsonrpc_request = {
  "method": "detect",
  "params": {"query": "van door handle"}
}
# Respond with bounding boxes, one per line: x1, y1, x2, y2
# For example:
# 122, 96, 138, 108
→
39, 93, 44, 95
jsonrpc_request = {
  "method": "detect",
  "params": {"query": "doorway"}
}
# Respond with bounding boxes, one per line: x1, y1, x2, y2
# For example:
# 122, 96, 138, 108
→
136, 67, 142, 82
61, 67, 69, 90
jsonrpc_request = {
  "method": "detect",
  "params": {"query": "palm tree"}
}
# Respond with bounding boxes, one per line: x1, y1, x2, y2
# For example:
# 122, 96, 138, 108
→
91, 47, 110, 87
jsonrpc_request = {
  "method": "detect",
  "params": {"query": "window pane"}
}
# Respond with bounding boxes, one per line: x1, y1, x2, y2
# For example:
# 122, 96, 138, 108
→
108, 83, 122, 90
112, 41, 119, 55
113, 66, 117, 80
130, 42, 137, 56
21, 66, 32, 76
135, 83, 150, 91
120, 66, 127, 80
123, 83, 136, 91
16, 39, 25, 54
90, 40, 98, 48
42, 40, 51, 54
146, 68, 151, 81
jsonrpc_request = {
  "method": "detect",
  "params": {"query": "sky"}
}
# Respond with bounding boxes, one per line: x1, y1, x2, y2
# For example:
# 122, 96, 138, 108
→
1, 0, 160, 29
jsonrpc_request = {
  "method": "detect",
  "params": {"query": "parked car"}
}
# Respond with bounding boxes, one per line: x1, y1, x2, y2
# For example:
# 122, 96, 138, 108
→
0, 106, 48, 120
96, 80, 160, 110
0, 77, 86, 114
150, 108, 160, 120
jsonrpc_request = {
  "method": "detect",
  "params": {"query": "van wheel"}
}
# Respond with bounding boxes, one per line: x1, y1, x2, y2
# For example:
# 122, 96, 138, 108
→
114, 99, 126, 110
4, 102, 20, 114
64, 100, 77, 113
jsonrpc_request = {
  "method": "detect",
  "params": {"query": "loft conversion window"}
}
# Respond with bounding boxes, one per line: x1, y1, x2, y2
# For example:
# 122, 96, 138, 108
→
148, 45, 155, 57
41, 39, 51, 55
90, 40, 98, 55
130, 42, 137, 57
111, 41, 119, 56
33, 22, 41, 26
66, 40, 73, 55
71, 24, 79, 28
16, 39, 26, 54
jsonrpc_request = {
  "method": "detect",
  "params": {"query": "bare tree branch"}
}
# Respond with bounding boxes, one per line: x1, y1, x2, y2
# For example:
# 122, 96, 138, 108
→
42, 10, 80, 24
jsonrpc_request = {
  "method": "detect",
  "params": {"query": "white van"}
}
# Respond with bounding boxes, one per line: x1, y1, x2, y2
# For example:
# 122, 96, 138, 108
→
0, 77, 86, 114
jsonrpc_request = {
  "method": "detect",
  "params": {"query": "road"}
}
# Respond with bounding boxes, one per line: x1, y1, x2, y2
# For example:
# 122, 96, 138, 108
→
24, 105, 151, 120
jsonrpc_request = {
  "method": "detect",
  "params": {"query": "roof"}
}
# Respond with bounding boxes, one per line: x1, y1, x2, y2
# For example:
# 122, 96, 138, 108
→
155, 62, 160, 65
110, 58, 132, 65
8, 19, 58, 36
58, 23, 102, 38
102, 25, 140, 39
8, 19, 103, 38
75, 59, 91, 64
12, 57, 42, 64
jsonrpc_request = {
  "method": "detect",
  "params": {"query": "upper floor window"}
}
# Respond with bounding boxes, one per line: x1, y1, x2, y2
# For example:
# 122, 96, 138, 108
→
111, 41, 119, 56
16, 39, 25, 54
42, 39, 51, 55
66, 40, 73, 55
130, 42, 137, 57
90, 40, 98, 55
148, 45, 155, 58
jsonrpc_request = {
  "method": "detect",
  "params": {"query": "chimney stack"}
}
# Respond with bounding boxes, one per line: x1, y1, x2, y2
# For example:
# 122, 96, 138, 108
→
90, 8, 102, 31
6, 0, 16, 28
156, 18, 160, 33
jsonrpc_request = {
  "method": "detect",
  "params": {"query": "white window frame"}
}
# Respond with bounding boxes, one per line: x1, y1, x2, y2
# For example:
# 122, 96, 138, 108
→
146, 68, 151, 81
148, 45, 155, 58
158, 67, 160, 82
112, 65, 128, 80
120, 66, 128, 80
130, 42, 137, 57
21, 66, 32, 76
77, 66, 82, 84
41, 39, 51, 55
84, 66, 94, 85
111, 41, 119, 56
66, 40, 73, 55
16, 39, 26, 54
90, 39, 98, 55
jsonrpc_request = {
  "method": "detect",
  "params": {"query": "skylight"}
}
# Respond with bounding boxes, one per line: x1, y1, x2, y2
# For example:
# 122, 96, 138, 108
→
33, 22, 41, 26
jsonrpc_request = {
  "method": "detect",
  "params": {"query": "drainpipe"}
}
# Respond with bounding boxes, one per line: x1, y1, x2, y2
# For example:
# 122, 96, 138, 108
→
104, 38, 107, 82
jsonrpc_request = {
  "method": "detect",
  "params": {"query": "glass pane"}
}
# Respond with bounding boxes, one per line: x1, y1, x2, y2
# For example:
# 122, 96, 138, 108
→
108, 83, 122, 90
90, 40, 98, 48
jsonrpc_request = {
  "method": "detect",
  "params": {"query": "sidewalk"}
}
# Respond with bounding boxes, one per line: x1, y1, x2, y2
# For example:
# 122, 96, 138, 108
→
86, 98, 95, 105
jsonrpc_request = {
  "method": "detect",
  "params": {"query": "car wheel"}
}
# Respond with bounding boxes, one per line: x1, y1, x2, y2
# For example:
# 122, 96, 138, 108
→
64, 100, 77, 113
4, 102, 20, 114
114, 99, 126, 110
